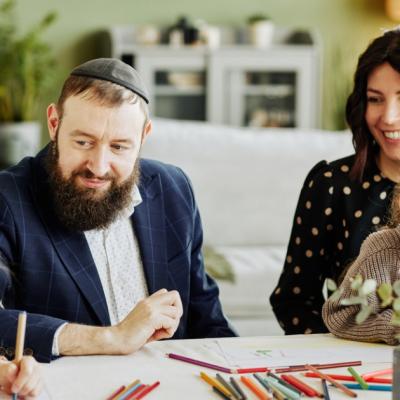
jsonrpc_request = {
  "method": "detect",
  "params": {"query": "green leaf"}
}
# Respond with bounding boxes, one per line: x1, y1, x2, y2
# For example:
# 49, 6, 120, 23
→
341, 296, 366, 306
350, 274, 363, 290
391, 312, 400, 327
356, 305, 372, 324
393, 280, 400, 297
377, 283, 393, 307
326, 278, 338, 292
393, 298, 400, 313
328, 288, 343, 302
360, 279, 377, 296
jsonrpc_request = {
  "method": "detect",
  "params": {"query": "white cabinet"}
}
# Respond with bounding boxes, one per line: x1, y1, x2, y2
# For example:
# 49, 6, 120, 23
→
109, 27, 320, 128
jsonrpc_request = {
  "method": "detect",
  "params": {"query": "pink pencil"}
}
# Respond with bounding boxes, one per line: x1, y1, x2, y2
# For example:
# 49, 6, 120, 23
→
362, 368, 392, 380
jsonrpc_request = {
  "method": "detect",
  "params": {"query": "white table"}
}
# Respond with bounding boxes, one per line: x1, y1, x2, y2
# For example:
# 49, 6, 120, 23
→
40, 334, 393, 399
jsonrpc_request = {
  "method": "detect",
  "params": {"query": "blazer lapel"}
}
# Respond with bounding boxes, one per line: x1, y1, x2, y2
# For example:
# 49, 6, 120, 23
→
31, 155, 110, 326
134, 172, 168, 294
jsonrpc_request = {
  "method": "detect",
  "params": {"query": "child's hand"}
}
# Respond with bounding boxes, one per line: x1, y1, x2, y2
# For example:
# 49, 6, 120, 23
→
0, 356, 43, 398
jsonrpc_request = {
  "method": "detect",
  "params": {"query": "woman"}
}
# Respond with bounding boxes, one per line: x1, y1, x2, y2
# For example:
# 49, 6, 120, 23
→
270, 28, 400, 335
322, 185, 400, 344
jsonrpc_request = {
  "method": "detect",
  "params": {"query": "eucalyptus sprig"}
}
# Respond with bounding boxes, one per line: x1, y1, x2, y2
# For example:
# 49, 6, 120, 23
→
327, 276, 400, 332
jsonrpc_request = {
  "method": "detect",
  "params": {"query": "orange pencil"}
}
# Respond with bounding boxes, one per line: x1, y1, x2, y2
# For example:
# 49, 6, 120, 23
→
305, 364, 357, 398
240, 376, 271, 400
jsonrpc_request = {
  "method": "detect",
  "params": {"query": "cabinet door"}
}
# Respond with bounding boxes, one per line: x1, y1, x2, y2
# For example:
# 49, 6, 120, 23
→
208, 47, 320, 128
134, 50, 207, 121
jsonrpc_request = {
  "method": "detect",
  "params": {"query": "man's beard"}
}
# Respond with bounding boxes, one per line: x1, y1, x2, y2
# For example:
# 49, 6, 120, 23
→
45, 141, 140, 232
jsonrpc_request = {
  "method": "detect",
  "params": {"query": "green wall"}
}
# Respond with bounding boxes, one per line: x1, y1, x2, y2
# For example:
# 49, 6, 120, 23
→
14, 0, 396, 133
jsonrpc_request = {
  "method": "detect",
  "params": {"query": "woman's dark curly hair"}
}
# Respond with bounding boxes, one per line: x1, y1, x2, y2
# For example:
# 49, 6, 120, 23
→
347, 29, 400, 181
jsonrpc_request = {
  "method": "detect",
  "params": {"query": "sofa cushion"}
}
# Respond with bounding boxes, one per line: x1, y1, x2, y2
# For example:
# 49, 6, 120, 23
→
143, 118, 354, 246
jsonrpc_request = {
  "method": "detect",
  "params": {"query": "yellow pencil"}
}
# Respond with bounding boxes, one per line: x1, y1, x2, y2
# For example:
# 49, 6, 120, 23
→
200, 372, 233, 398
114, 379, 140, 399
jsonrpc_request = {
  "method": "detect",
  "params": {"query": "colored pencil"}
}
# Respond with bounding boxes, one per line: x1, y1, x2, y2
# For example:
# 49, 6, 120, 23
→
114, 379, 140, 400
275, 360, 361, 373
240, 376, 270, 400
304, 372, 392, 384
200, 372, 233, 398
216, 373, 241, 400
264, 376, 302, 399
229, 377, 247, 400
12, 312, 27, 400
280, 374, 321, 398
234, 367, 269, 374
213, 386, 233, 400
106, 385, 126, 400
347, 367, 368, 390
267, 372, 302, 395
321, 379, 331, 400
135, 381, 160, 399
361, 368, 392, 380
341, 383, 392, 392
254, 374, 273, 393
168, 353, 232, 373
124, 385, 146, 400
305, 364, 357, 398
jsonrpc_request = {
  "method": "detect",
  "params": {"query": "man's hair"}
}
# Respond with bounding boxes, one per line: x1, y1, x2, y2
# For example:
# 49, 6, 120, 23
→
346, 29, 400, 181
56, 75, 150, 128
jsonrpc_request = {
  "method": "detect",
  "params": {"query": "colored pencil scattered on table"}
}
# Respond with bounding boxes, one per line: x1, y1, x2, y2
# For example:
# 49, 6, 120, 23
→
240, 376, 270, 400
321, 379, 331, 400
216, 373, 241, 400
229, 377, 247, 400
280, 374, 323, 398
341, 383, 392, 392
347, 367, 368, 390
305, 364, 357, 398
304, 372, 392, 384
200, 371, 233, 398
275, 360, 362, 373
267, 372, 302, 395
106, 385, 126, 400
135, 381, 160, 399
213, 386, 232, 400
361, 368, 392, 380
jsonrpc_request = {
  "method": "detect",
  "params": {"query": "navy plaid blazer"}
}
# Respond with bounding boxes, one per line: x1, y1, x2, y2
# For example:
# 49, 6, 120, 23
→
0, 147, 236, 362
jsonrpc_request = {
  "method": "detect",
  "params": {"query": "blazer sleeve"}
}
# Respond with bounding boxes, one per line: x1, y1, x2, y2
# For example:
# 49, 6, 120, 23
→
177, 169, 237, 338
0, 193, 67, 363
322, 238, 400, 345
270, 160, 336, 334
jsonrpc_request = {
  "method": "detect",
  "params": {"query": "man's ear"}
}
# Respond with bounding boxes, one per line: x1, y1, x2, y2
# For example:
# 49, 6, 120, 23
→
47, 103, 60, 141
141, 119, 152, 145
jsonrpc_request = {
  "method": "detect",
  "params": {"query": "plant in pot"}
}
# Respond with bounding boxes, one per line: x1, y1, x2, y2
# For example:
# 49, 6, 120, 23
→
0, 0, 57, 168
247, 13, 274, 48
327, 276, 400, 397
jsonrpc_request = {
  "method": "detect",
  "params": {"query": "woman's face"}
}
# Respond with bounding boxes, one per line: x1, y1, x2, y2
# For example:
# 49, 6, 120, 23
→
365, 62, 400, 171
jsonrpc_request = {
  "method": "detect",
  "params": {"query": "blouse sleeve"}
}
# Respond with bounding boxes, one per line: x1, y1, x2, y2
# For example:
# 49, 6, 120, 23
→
270, 160, 337, 334
322, 239, 400, 345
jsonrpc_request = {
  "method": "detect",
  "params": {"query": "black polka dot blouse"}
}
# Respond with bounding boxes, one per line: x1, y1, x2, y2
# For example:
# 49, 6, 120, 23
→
270, 154, 395, 335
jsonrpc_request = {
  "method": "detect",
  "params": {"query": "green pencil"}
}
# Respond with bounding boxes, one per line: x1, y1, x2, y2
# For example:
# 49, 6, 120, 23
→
347, 367, 369, 390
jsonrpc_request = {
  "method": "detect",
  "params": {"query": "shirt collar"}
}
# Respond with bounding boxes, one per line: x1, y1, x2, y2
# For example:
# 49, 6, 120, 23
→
120, 184, 142, 219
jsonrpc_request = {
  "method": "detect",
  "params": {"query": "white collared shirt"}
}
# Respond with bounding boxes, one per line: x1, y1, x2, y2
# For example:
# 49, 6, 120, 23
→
52, 185, 148, 354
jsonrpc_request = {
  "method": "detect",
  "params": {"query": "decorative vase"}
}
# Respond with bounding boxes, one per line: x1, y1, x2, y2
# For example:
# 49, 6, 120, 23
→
248, 20, 274, 48
0, 122, 41, 168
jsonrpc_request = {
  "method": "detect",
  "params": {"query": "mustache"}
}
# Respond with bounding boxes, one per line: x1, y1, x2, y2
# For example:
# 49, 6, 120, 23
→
71, 169, 115, 181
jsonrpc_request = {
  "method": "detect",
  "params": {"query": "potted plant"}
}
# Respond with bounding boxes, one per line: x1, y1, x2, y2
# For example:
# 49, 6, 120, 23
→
328, 276, 400, 397
247, 13, 274, 48
0, 0, 57, 167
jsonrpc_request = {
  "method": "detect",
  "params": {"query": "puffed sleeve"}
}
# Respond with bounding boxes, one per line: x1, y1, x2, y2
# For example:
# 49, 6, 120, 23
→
322, 231, 400, 345
270, 160, 338, 334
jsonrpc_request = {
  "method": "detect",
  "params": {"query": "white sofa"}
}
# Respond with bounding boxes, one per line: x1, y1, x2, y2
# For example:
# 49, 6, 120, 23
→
142, 118, 354, 336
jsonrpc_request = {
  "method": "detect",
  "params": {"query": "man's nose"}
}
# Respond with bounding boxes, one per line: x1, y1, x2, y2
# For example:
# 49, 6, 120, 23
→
382, 99, 400, 125
86, 147, 110, 178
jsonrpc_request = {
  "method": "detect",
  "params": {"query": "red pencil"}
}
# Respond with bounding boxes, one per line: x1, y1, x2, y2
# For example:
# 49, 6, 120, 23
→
124, 384, 146, 400
281, 374, 322, 397
106, 385, 126, 400
234, 367, 269, 374
305, 372, 392, 384
134, 381, 160, 399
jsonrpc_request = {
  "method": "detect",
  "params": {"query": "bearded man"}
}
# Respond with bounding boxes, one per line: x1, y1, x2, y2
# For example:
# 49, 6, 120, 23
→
0, 58, 236, 363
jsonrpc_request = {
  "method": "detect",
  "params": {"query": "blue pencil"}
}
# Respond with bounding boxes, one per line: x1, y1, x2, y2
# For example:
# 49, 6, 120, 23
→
321, 379, 331, 400
342, 383, 392, 392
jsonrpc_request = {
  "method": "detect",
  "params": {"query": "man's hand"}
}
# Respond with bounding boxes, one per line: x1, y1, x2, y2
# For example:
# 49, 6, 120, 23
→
58, 289, 183, 356
113, 289, 183, 353
0, 356, 43, 398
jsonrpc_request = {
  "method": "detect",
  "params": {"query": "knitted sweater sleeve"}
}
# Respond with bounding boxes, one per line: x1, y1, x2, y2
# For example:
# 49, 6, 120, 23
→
322, 229, 400, 345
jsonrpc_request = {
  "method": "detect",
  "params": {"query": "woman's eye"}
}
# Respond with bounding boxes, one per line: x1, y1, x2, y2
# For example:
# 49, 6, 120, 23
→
367, 96, 382, 103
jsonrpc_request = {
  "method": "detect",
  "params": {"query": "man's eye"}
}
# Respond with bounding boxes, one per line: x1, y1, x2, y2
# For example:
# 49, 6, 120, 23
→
112, 144, 128, 151
75, 140, 91, 148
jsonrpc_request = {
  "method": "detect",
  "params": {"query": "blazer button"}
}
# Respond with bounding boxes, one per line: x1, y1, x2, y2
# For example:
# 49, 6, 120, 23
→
23, 348, 33, 356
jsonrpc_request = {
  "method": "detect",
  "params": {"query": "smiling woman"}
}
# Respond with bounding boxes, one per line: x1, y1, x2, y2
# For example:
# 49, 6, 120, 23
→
270, 28, 400, 336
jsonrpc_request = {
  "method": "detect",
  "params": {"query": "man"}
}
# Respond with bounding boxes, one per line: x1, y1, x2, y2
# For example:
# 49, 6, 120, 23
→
0, 58, 236, 363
